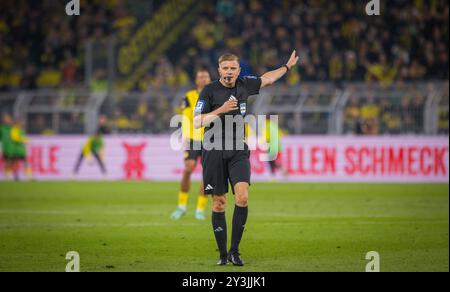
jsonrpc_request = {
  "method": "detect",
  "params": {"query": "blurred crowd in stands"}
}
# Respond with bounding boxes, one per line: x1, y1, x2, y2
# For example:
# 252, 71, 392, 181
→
178, 0, 449, 83
0, 0, 152, 90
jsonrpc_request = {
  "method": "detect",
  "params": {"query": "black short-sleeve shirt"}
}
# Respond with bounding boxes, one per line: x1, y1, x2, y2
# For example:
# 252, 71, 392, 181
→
195, 76, 262, 150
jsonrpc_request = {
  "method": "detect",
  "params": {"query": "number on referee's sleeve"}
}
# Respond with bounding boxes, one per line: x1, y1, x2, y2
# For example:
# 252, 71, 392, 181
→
195, 100, 205, 114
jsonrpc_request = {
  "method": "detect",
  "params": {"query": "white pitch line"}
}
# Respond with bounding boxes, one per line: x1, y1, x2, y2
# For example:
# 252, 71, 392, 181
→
0, 222, 199, 229
0, 219, 447, 229
0, 209, 167, 215
0, 209, 447, 220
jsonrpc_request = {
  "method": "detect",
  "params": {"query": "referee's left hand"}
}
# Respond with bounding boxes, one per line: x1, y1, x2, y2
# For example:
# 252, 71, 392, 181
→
218, 99, 239, 114
286, 50, 299, 70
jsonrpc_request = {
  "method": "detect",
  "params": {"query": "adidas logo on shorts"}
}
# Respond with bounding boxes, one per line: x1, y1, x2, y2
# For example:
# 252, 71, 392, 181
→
205, 184, 214, 191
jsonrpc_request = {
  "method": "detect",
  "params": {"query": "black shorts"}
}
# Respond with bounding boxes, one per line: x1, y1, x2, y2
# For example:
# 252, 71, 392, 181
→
202, 145, 251, 195
184, 139, 202, 162
2, 154, 12, 160
12, 155, 26, 161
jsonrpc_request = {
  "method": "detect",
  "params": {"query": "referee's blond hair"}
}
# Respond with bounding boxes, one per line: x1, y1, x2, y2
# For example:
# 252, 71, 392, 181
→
218, 54, 240, 64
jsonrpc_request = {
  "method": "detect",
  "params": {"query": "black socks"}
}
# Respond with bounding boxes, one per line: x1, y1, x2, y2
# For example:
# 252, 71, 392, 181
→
212, 211, 228, 258
213, 206, 249, 257
230, 205, 248, 255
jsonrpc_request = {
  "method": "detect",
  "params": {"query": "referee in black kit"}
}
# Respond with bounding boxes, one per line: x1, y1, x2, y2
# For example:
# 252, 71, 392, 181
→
193, 51, 299, 266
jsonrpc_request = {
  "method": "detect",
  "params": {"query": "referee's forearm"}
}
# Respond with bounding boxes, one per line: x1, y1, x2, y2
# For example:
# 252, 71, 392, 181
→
194, 109, 223, 129
261, 66, 289, 87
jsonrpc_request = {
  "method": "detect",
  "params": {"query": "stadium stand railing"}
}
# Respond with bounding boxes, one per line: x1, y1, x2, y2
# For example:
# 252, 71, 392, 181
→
3, 82, 447, 136
12, 89, 106, 135
255, 82, 449, 135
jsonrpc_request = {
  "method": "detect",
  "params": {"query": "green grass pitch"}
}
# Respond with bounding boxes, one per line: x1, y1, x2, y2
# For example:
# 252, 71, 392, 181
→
0, 182, 448, 272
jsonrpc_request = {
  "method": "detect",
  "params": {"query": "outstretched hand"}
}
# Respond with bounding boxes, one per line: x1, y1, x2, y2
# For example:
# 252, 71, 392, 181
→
286, 50, 299, 70
260, 50, 301, 88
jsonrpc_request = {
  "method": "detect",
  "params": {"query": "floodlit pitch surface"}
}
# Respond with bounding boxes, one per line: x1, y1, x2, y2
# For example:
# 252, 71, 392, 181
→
0, 182, 448, 272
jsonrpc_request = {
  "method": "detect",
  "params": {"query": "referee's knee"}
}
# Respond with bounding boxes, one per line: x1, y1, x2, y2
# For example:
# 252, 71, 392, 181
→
184, 161, 196, 174
212, 195, 227, 212
235, 194, 248, 207
234, 183, 249, 207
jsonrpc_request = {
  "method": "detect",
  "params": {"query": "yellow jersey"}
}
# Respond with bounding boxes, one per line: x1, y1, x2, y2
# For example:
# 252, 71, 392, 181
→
181, 89, 204, 141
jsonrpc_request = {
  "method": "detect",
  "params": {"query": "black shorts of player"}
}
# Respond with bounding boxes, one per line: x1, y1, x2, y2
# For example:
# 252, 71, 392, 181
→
202, 144, 251, 195
12, 155, 26, 161
2, 154, 12, 161
184, 139, 202, 162
268, 160, 280, 173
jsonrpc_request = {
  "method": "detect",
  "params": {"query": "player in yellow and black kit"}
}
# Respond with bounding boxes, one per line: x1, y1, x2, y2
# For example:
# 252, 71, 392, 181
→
170, 69, 211, 220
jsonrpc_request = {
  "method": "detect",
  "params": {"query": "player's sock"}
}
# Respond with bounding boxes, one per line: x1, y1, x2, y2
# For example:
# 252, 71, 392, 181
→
170, 192, 189, 220
212, 211, 228, 258
196, 194, 208, 213
229, 205, 248, 255
177, 191, 189, 210
195, 195, 207, 220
